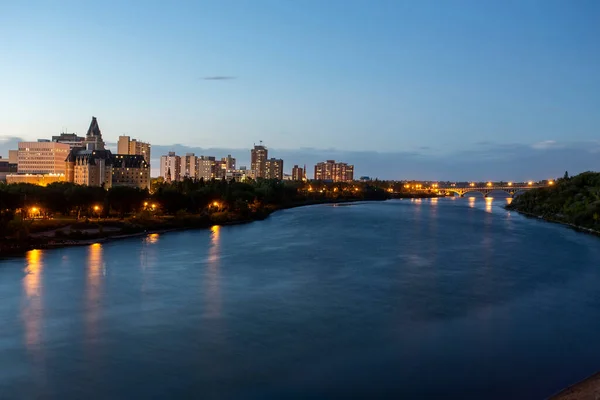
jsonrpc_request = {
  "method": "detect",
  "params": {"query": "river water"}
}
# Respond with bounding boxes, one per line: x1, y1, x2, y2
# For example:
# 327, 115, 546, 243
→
1, 198, 600, 399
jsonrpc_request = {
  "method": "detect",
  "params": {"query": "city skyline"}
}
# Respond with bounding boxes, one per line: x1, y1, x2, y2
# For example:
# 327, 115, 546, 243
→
1, 1, 599, 180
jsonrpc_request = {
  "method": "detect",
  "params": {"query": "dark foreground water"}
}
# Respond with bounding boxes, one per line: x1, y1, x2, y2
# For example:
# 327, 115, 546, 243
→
1, 198, 600, 399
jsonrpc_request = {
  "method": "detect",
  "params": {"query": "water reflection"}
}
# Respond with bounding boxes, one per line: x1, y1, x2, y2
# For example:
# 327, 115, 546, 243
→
146, 233, 159, 244
22, 249, 44, 350
505, 197, 513, 205
485, 197, 493, 213
86, 243, 104, 342
205, 225, 221, 318
468, 196, 476, 208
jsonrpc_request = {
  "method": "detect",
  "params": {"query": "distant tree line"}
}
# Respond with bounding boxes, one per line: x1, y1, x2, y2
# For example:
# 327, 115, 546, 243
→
0, 178, 389, 238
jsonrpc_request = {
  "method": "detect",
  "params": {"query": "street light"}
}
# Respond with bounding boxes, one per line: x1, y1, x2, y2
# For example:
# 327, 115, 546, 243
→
548, 180, 554, 185
508, 182, 513, 186
487, 182, 492, 187
528, 181, 533, 186
94, 205, 100, 212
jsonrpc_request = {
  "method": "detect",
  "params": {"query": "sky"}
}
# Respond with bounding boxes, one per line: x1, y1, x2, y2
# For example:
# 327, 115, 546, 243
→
1, 0, 599, 180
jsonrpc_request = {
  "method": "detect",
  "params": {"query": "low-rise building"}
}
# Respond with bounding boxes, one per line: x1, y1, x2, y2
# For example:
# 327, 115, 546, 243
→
112, 154, 150, 189
52, 133, 86, 148
6, 173, 66, 186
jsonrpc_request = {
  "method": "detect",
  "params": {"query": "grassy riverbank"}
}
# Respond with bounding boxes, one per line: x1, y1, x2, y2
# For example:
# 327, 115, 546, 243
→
506, 171, 600, 234
0, 197, 385, 257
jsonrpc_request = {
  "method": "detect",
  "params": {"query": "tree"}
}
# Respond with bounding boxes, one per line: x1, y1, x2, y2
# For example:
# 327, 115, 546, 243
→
564, 171, 569, 180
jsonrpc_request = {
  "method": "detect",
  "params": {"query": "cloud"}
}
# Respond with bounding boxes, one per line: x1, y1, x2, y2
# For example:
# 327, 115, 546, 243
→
531, 140, 562, 150
202, 76, 236, 80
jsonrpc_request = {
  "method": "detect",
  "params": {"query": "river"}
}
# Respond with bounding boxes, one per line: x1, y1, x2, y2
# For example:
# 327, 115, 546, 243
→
1, 198, 599, 399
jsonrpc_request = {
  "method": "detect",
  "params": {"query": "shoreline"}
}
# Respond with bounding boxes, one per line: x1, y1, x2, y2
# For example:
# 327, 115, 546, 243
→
549, 371, 600, 399
505, 207, 600, 237
0, 198, 383, 258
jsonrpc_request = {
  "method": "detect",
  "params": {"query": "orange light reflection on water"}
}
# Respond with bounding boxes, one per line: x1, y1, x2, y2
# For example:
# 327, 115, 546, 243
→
22, 249, 44, 349
205, 226, 221, 318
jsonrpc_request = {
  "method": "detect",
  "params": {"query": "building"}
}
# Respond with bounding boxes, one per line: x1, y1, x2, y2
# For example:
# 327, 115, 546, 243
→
84, 116, 105, 150
265, 158, 283, 180
314, 160, 354, 182
112, 154, 150, 189
52, 133, 85, 148
65, 117, 113, 187
17, 140, 71, 175
223, 154, 236, 171
250, 144, 268, 178
292, 165, 306, 181
181, 153, 198, 179
0, 157, 18, 182
6, 173, 66, 186
197, 156, 216, 181
117, 136, 151, 162
159, 152, 181, 182
8, 150, 18, 164
214, 160, 227, 180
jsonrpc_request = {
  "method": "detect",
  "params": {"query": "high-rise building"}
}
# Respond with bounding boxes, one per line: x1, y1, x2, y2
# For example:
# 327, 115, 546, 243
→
292, 165, 305, 181
52, 133, 85, 148
214, 160, 227, 180
117, 136, 151, 162
250, 144, 268, 178
314, 160, 354, 182
112, 154, 150, 189
180, 153, 198, 179
197, 156, 216, 180
265, 158, 284, 180
223, 154, 236, 171
17, 140, 71, 174
159, 152, 181, 182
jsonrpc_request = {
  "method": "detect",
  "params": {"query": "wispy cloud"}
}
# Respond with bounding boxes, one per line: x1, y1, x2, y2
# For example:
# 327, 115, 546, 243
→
202, 76, 237, 80
531, 140, 562, 150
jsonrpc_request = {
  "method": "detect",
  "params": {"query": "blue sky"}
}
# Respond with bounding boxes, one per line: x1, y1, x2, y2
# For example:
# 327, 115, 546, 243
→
1, 0, 599, 179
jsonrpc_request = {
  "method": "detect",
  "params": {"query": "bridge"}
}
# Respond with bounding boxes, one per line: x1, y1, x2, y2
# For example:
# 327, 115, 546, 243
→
431, 183, 550, 198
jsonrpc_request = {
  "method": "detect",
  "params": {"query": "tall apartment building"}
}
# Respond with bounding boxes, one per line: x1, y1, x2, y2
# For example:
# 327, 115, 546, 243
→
181, 153, 198, 179
16, 140, 71, 174
292, 165, 306, 181
223, 154, 236, 171
250, 144, 268, 178
197, 156, 216, 181
160, 152, 181, 182
265, 158, 284, 180
117, 136, 151, 162
314, 160, 354, 182
112, 154, 150, 189
52, 133, 85, 148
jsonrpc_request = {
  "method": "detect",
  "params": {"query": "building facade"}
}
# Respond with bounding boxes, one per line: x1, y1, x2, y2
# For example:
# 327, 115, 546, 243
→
52, 133, 85, 148
65, 117, 113, 188
292, 165, 305, 181
181, 153, 198, 179
223, 154, 236, 171
6, 173, 66, 186
117, 136, 151, 162
17, 140, 71, 174
250, 144, 268, 178
112, 154, 150, 189
265, 158, 284, 180
159, 152, 181, 182
197, 156, 216, 181
314, 160, 354, 182
8, 150, 18, 164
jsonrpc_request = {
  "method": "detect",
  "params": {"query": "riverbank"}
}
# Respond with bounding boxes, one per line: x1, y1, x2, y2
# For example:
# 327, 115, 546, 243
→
0, 198, 383, 258
505, 207, 600, 237
550, 371, 600, 399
